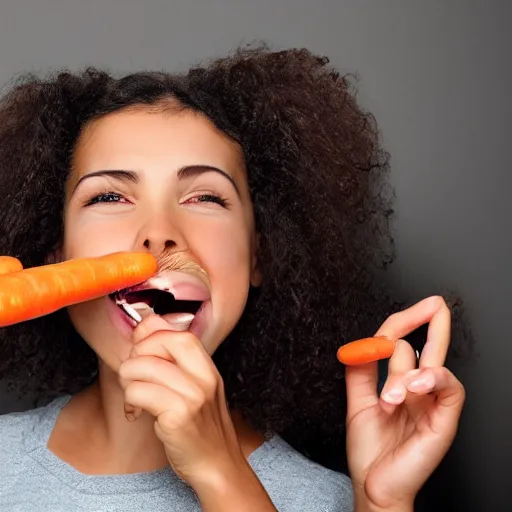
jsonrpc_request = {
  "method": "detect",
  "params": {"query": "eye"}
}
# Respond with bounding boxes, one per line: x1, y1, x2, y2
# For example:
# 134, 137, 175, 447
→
84, 192, 128, 206
185, 194, 228, 208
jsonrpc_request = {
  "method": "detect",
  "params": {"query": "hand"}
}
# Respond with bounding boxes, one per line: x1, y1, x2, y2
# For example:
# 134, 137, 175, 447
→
118, 314, 277, 511
344, 296, 466, 511
118, 313, 245, 484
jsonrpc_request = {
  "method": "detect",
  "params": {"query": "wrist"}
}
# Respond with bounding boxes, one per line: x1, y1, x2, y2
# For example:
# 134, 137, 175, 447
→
192, 458, 277, 512
356, 505, 413, 512
354, 493, 414, 512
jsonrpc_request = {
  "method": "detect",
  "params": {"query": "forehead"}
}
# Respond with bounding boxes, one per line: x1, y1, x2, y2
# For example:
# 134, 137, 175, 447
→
71, 107, 245, 177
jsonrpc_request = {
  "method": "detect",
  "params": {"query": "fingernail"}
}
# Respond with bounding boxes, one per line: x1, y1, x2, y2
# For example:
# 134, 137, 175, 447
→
408, 379, 426, 390
382, 388, 405, 403
124, 405, 141, 422
408, 375, 433, 390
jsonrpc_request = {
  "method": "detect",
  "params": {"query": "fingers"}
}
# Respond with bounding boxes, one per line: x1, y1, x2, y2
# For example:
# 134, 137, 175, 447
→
388, 339, 418, 375
119, 355, 206, 403
420, 298, 451, 368
132, 313, 218, 387
406, 366, 465, 438
121, 313, 220, 422
375, 295, 448, 342
379, 339, 417, 412
405, 366, 465, 405
345, 295, 452, 421
382, 364, 465, 432
124, 381, 184, 420
345, 362, 380, 422
375, 294, 451, 374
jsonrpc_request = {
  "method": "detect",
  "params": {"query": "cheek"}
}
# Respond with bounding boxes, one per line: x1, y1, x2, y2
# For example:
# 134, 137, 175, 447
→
68, 299, 131, 368
197, 221, 253, 279
62, 216, 132, 259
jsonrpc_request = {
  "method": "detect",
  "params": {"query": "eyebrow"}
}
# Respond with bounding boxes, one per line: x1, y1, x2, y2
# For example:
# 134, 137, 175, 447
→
177, 165, 240, 196
72, 169, 139, 193
72, 165, 240, 196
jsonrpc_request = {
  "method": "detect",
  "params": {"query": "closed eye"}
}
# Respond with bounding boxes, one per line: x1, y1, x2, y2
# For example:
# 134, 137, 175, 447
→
184, 194, 228, 208
84, 192, 129, 206
84, 192, 228, 208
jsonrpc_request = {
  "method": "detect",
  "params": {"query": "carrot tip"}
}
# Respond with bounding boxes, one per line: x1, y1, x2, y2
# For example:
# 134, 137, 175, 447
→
0, 251, 158, 327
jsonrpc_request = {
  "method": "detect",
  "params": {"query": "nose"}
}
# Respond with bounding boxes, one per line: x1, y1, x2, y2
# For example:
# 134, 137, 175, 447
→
135, 214, 186, 257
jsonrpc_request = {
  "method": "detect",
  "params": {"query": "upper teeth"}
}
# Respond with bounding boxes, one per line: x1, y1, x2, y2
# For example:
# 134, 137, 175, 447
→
144, 277, 172, 294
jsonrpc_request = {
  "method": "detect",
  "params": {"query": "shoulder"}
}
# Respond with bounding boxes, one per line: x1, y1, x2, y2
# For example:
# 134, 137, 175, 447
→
0, 396, 67, 456
0, 407, 39, 440
250, 435, 354, 512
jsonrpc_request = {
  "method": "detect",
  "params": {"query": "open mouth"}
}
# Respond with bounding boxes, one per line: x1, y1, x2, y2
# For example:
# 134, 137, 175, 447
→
109, 269, 211, 330
111, 288, 203, 323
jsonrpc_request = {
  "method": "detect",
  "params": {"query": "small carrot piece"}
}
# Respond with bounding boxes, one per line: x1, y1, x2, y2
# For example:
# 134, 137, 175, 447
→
337, 336, 396, 365
0, 256, 23, 275
0, 252, 158, 327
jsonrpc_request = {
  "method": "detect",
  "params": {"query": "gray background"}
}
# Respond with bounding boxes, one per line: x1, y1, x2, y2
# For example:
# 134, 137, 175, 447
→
1, 1, 510, 510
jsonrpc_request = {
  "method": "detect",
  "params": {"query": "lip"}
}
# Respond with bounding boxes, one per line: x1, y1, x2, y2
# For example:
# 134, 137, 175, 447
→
188, 299, 211, 340
106, 294, 137, 339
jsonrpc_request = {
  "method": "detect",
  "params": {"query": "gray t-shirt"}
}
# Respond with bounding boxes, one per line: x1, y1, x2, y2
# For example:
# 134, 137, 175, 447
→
0, 395, 354, 511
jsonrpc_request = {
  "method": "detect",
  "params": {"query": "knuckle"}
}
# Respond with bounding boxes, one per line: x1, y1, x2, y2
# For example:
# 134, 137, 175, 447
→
157, 330, 195, 349
431, 295, 448, 310
460, 384, 466, 402
124, 382, 140, 403
189, 384, 207, 405
118, 360, 132, 379
387, 310, 403, 323
160, 399, 189, 429
118, 365, 127, 380
181, 331, 203, 348
202, 382, 218, 402
203, 371, 220, 392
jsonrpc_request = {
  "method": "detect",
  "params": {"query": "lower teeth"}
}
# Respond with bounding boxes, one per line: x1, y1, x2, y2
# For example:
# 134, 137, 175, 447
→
115, 298, 196, 330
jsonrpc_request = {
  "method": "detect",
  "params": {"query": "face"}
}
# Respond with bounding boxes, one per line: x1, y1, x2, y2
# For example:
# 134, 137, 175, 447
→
62, 105, 260, 372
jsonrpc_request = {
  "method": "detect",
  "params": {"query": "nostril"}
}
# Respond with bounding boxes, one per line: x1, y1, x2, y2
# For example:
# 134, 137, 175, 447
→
143, 239, 176, 250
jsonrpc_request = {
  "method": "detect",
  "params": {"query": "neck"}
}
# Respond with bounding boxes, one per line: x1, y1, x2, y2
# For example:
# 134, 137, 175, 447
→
48, 363, 265, 475
96, 364, 170, 469
48, 364, 169, 474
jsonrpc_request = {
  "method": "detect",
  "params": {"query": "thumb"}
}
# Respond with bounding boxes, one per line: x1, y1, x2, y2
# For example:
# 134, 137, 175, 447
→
344, 361, 380, 422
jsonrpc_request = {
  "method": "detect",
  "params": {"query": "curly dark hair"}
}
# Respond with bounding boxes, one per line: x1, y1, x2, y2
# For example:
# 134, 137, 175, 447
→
0, 45, 470, 472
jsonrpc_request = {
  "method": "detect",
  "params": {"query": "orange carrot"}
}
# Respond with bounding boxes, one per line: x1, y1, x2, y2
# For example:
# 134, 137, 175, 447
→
0, 252, 157, 327
337, 335, 396, 365
0, 256, 23, 275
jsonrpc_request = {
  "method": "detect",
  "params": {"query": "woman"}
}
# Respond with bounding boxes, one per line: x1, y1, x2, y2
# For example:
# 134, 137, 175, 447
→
0, 46, 465, 511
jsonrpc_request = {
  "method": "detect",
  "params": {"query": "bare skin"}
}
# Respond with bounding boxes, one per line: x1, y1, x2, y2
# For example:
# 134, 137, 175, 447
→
48, 106, 276, 511
48, 381, 264, 476
45, 106, 465, 512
